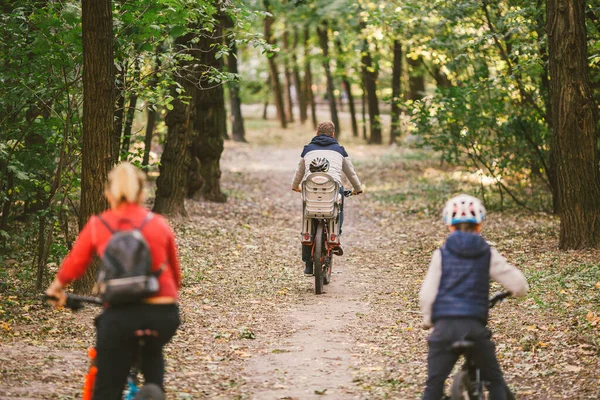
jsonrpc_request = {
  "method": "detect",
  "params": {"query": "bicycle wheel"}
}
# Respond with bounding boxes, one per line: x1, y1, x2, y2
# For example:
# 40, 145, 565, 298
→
313, 221, 325, 295
133, 383, 165, 400
323, 252, 332, 285
450, 370, 477, 400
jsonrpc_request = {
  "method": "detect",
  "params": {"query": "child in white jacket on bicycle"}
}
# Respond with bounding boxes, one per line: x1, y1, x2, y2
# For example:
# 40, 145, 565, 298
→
419, 194, 528, 400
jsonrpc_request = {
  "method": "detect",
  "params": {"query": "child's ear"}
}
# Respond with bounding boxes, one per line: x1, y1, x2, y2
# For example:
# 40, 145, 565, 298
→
475, 224, 482, 232
448, 226, 456, 232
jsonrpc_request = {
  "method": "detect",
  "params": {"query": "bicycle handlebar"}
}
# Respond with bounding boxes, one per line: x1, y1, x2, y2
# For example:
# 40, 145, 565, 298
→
43, 294, 103, 311
489, 291, 511, 308
343, 190, 353, 197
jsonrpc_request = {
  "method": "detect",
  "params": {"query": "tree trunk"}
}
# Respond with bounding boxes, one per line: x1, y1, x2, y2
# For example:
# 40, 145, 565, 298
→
343, 79, 358, 137
112, 64, 125, 163
142, 52, 161, 169
293, 29, 307, 124
304, 26, 317, 130
334, 39, 358, 137
226, 31, 246, 142
361, 41, 381, 144
188, 23, 227, 203
536, 0, 558, 214
390, 39, 403, 144
316, 23, 340, 136
153, 34, 195, 217
263, 0, 286, 129
547, 0, 600, 249
120, 59, 140, 160
0, 171, 14, 250
75, 0, 114, 293
282, 30, 295, 123
142, 107, 156, 168
407, 56, 426, 100
361, 81, 368, 140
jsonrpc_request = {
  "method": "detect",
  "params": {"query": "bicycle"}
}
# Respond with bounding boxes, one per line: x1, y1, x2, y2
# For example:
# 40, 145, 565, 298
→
300, 171, 353, 294
447, 291, 515, 400
43, 294, 165, 400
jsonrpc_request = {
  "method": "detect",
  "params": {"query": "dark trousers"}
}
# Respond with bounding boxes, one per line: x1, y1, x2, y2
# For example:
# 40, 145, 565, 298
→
92, 303, 180, 400
422, 318, 509, 400
302, 187, 345, 264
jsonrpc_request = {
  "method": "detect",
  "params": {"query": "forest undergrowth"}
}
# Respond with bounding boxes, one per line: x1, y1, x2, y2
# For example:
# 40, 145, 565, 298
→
0, 115, 599, 399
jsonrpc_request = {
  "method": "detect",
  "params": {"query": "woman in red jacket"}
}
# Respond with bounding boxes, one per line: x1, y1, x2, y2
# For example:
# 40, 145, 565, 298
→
46, 162, 181, 400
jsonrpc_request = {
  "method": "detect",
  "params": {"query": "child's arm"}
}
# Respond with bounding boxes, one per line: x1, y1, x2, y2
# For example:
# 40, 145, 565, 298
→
489, 248, 528, 297
291, 158, 305, 190
419, 249, 442, 329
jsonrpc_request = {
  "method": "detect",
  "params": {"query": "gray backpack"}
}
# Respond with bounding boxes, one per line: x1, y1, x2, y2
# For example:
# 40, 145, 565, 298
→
96, 213, 162, 304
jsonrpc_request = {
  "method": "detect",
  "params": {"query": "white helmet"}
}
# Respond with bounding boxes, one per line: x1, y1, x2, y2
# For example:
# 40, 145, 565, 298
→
442, 194, 486, 226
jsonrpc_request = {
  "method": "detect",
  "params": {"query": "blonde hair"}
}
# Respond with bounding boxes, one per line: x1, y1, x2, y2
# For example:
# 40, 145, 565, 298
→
106, 162, 146, 206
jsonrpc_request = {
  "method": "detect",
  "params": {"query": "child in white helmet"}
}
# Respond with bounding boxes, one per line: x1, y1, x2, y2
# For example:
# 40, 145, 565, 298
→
419, 194, 528, 400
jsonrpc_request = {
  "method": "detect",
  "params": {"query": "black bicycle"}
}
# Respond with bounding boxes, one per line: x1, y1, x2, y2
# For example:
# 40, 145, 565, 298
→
43, 294, 165, 400
448, 292, 515, 400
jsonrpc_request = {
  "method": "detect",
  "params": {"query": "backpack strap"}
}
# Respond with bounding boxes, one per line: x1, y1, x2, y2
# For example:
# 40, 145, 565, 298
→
137, 212, 154, 231
97, 215, 116, 234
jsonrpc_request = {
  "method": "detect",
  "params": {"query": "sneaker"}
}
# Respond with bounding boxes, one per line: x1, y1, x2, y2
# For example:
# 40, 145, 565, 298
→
304, 262, 313, 275
332, 244, 344, 256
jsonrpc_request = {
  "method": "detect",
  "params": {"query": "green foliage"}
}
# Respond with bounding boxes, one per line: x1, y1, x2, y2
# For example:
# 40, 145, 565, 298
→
407, 0, 553, 210
0, 0, 266, 293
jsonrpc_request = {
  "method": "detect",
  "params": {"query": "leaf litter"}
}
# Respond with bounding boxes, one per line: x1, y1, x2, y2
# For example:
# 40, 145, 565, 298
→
0, 123, 599, 399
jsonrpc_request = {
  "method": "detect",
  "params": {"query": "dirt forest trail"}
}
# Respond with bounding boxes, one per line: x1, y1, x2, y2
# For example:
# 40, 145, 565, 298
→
1, 121, 599, 399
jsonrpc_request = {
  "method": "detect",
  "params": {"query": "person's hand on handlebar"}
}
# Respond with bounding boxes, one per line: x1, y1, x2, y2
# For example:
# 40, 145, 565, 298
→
292, 186, 301, 193
45, 278, 67, 308
353, 190, 363, 195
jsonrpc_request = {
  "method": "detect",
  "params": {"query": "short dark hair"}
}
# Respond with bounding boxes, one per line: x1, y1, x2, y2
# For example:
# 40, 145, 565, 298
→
454, 222, 479, 232
317, 121, 335, 136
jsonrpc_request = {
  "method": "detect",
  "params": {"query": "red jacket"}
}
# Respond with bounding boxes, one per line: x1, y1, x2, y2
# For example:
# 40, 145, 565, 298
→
57, 203, 181, 299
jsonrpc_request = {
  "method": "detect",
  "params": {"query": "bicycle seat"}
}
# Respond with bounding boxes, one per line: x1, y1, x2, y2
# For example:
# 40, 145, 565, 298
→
451, 340, 474, 353
134, 329, 159, 338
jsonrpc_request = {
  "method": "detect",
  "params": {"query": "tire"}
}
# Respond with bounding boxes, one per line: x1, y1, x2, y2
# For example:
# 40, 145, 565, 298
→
450, 370, 476, 400
133, 383, 165, 400
313, 221, 324, 294
323, 253, 332, 285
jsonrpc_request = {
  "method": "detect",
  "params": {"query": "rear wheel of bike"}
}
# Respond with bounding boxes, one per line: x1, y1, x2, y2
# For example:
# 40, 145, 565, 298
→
313, 221, 325, 295
133, 383, 165, 400
451, 370, 477, 400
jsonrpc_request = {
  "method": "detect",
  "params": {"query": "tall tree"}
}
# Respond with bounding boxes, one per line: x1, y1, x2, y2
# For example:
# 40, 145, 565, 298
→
282, 29, 295, 123
407, 56, 425, 100
547, 0, 600, 249
120, 58, 140, 160
361, 40, 381, 144
263, 0, 287, 128
112, 64, 126, 162
292, 29, 308, 124
153, 34, 195, 217
303, 25, 318, 129
390, 39, 403, 144
316, 22, 340, 136
74, 0, 114, 293
188, 21, 227, 203
335, 38, 359, 137
142, 51, 161, 169
226, 21, 246, 142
